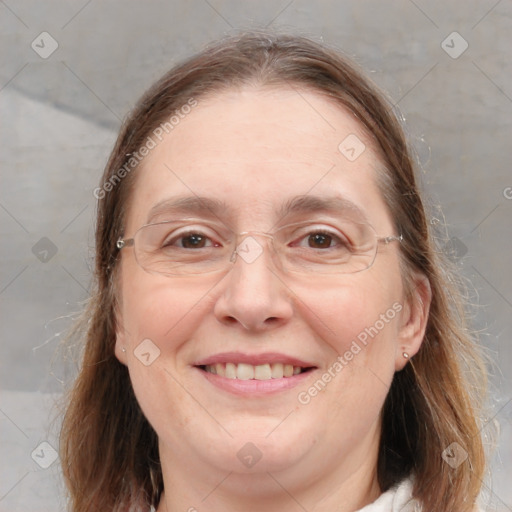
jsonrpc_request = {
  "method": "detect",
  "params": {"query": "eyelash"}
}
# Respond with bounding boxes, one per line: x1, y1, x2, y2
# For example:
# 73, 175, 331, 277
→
163, 229, 219, 248
293, 230, 348, 249
162, 227, 349, 250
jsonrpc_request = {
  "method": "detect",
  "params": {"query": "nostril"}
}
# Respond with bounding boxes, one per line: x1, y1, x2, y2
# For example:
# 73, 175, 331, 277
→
221, 316, 249, 329
219, 316, 281, 330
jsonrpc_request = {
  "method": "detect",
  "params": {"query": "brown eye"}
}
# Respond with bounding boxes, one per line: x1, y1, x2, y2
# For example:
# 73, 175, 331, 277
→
180, 234, 208, 249
308, 233, 333, 249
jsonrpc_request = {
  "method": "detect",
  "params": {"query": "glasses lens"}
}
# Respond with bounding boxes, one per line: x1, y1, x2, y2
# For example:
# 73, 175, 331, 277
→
134, 220, 232, 275
275, 219, 378, 274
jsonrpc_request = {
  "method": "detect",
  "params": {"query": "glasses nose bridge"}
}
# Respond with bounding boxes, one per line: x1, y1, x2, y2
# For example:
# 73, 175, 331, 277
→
230, 230, 278, 265
237, 230, 275, 241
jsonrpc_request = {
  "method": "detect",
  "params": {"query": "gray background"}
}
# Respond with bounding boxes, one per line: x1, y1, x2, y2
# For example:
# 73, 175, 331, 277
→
0, 0, 511, 510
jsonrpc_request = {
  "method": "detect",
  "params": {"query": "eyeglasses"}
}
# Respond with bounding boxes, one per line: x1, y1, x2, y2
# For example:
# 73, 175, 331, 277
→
116, 217, 402, 276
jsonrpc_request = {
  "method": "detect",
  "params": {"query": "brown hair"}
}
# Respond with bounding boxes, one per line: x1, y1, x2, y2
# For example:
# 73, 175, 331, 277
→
60, 31, 487, 511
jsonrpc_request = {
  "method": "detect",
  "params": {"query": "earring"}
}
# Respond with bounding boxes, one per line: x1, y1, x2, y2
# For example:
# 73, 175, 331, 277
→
122, 347, 127, 353
402, 352, 409, 359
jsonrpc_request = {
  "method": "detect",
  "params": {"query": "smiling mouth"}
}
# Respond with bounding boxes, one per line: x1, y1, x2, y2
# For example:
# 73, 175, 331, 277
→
198, 363, 315, 380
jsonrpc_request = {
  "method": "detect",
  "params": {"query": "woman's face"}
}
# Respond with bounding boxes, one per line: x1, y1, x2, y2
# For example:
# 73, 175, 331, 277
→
115, 87, 426, 498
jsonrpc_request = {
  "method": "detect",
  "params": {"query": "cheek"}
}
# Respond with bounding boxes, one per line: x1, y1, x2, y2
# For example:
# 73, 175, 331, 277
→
127, 360, 200, 453
118, 262, 217, 352
294, 279, 400, 435
291, 271, 401, 357
291, 271, 401, 421
118, 274, 219, 441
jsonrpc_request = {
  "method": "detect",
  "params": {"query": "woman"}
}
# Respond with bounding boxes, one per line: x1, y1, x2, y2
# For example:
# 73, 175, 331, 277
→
61, 32, 487, 511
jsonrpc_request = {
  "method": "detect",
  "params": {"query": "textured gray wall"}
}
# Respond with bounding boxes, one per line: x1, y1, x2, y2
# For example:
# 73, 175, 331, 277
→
1, 1, 511, 510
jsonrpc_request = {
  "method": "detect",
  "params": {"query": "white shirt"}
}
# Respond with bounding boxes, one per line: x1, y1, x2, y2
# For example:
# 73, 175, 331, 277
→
356, 479, 418, 512
356, 479, 485, 512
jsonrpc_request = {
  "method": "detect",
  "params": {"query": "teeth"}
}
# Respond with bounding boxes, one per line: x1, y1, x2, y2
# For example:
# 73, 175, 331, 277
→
203, 363, 306, 380
254, 364, 272, 380
215, 363, 225, 377
237, 363, 254, 380
271, 363, 283, 378
225, 362, 237, 379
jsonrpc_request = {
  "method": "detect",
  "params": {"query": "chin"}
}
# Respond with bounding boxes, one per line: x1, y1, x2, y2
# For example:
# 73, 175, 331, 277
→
203, 420, 317, 475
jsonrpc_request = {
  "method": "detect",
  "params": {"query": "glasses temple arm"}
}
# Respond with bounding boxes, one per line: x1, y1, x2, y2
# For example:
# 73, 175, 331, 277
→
379, 234, 403, 245
116, 238, 134, 250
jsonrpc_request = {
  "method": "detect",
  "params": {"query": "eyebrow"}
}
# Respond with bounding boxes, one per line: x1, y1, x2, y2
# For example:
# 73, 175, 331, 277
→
146, 196, 228, 224
145, 194, 368, 225
278, 195, 369, 223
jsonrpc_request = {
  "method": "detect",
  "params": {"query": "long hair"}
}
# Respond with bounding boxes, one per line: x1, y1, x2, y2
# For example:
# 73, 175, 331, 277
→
60, 32, 487, 511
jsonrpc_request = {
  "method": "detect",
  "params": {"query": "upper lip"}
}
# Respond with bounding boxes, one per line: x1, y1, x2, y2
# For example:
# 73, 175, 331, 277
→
193, 352, 317, 368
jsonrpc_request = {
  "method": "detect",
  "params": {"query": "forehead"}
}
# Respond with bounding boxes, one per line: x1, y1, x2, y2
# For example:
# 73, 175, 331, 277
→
125, 86, 392, 231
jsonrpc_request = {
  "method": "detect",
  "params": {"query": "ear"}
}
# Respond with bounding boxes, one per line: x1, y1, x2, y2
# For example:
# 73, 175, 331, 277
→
395, 274, 431, 371
114, 304, 128, 365
114, 331, 128, 365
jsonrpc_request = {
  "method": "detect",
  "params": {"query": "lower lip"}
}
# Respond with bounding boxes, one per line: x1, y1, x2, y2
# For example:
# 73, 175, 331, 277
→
196, 367, 315, 396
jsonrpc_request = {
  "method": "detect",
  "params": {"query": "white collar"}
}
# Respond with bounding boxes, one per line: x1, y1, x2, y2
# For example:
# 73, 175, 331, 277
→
356, 479, 418, 512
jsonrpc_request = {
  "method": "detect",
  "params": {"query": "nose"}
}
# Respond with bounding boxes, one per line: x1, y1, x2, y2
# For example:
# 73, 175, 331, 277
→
213, 235, 294, 332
